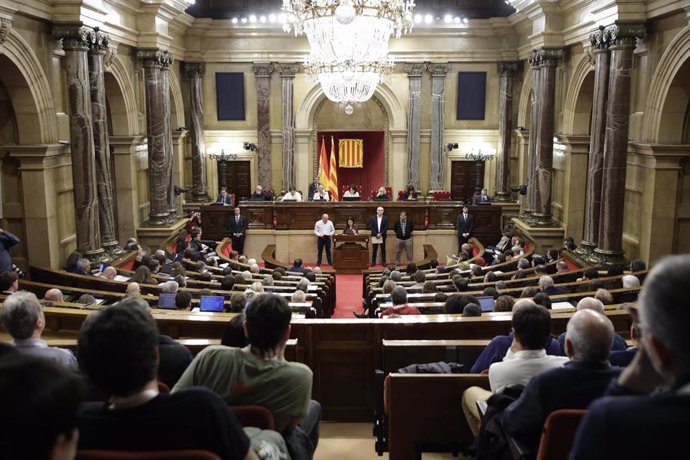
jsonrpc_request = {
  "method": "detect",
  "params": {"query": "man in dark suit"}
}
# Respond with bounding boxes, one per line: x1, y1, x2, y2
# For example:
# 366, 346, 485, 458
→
502, 309, 621, 452
456, 205, 474, 251
216, 186, 233, 205
570, 254, 690, 460
393, 210, 413, 265
228, 207, 247, 255
369, 206, 388, 266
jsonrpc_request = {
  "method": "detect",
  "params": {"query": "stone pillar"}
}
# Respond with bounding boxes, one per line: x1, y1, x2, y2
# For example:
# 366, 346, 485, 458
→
252, 63, 274, 188
137, 49, 170, 225
160, 54, 176, 218
495, 61, 519, 202
110, 135, 146, 240
594, 23, 646, 266
579, 27, 611, 256
429, 63, 448, 191
277, 63, 299, 189
87, 29, 121, 256
53, 24, 104, 261
184, 62, 209, 201
171, 129, 188, 214
532, 49, 562, 226
404, 63, 426, 189
524, 52, 541, 217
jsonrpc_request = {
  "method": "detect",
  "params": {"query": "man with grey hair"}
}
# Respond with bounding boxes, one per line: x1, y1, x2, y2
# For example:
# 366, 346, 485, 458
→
291, 290, 306, 303
296, 278, 310, 293
556, 260, 569, 273
99, 266, 118, 280
379, 286, 421, 317
262, 275, 274, 286
249, 263, 260, 274
242, 270, 252, 281
43, 288, 64, 303
502, 309, 621, 452
76, 258, 92, 276
621, 274, 640, 289
389, 270, 402, 282
539, 275, 566, 296
571, 254, 690, 459
160, 280, 179, 294
126, 282, 141, 297
517, 258, 530, 270
0, 291, 77, 368
557, 296, 628, 354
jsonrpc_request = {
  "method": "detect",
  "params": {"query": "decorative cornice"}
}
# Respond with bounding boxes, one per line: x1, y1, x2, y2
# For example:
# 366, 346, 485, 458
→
605, 22, 647, 49
428, 63, 449, 77
276, 63, 299, 78
403, 63, 427, 77
252, 63, 275, 77
528, 48, 563, 68
53, 23, 95, 52
184, 62, 206, 78
103, 45, 117, 69
497, 61, 519, 75
0, 18, 11, 45
137, 48, 173, 68
582, 38, 594, 66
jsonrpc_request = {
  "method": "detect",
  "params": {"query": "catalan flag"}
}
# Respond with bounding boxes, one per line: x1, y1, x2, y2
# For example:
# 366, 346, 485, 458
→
318, 137, 330, 194
338, 138, 364, 168
329, 136, 339, 201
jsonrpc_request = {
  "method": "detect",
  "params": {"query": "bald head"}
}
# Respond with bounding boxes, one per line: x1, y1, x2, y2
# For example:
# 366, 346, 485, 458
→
101, 266, 117, 280
512, 297, 536, 313
538, 276, 555, 290
576, 296, 604, 313
565, 309, 614, 362
126, 282, 141, 296
43, 288, 64, 303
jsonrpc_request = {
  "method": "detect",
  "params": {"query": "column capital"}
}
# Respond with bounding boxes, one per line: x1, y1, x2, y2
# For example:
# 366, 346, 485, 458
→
529, 48, 563, 68
403, 63, 426, 77
137, 48, 173, 68
428, 63, 449, 77
0, 17, 11, 45
497, 61, 519, 75
604, 22, 646, 49
53, 23, 94, 51
184, 62, 206, 78
276, 63, 299, 77
252, 63, 275, 77
87, 28, 110, 55
589, 26, 611, 53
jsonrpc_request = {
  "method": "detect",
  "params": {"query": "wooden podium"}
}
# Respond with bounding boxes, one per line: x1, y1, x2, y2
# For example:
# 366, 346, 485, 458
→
333, 234, 370, 273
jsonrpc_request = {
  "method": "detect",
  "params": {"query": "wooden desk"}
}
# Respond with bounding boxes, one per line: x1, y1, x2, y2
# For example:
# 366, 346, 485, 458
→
333, 234, 369, 272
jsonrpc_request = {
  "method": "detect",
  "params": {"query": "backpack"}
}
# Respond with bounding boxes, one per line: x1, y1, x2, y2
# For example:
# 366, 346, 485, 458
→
472, 385, 525, 460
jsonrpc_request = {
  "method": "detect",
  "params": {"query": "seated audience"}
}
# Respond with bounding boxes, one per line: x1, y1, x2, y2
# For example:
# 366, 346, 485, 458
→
482, 287, 499, 300
43, 288, 64, 303
373, 186, 389, 201
570, 254, 690, 460
532, 292, 552, 309
160, 280, 178, 294
493, 295, 514, 312
421, 281, 438, 294
75, 258, 92, 276
502, 309, 621, 451
221, 314, 249, 348
629, 258, 646, 272
130, 265, 157, 285
98, 266, 117, 280
229, 293, 246, 313
174, 293, 320, 456
76, 294, 98, 308
291, 290, 306, 303
594, 288, 614, 305
0, 354, 83, 460
174, 291, 193, 311
622, 274, 640, 288
288, 258, 305, 273
125, 282, 141, 297
563, 236, 577, 251
1, 291, 78, 369
556, 297, 628, 353
77, 300, 267, 459
65, 250, 83, 273
463, 303, 482, 317
379, 286, 421, 317
555, 260, 569, 273
444, 294, 480, 315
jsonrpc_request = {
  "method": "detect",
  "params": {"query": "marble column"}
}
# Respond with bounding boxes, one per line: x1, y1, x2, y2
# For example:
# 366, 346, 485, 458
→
524, 51, 541, 218
429, 63, 448, 191
277, 63, 299, 190
532, 48, 562, 226
252, 63, 274, 188
88, 29, 121, 256
579, 27, 611, 256
160, 53, 176, 218
138, 49, 170, 225
184, 62, 209, 202
404, 63, 425, 189
495, 61, 519, 202
53, 24, 104, 261
594, 23, 646, 266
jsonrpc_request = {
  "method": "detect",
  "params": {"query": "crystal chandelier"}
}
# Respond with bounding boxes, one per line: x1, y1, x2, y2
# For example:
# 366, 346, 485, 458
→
282, 1, 415, 110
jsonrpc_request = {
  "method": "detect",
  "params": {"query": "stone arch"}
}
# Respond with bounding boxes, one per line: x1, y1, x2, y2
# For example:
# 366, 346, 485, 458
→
517, 65, 533, 128
562, 55, 594, 135
295, 81, 405, 131
168, 69, 185, 129
0, 30, 58, 144
644, 25, 690, 143
105, 55, 139, 136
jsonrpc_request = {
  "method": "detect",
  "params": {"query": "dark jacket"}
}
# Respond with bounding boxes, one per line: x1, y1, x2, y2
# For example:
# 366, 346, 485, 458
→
0, 229, 20, 273
456, 213, 474, 239
369, 215, 389, 238
393, 219, 413, 240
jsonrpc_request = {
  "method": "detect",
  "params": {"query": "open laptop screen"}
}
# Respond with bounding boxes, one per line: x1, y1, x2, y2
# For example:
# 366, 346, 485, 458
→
199, 296, 225, 312
158, 293, 176, 310
476, 296, 495, 312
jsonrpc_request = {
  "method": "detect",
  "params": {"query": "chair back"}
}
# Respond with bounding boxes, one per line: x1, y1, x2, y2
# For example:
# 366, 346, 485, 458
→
230, 404, 276, 430
535, 409, 586, 460
77, 450, 221, 460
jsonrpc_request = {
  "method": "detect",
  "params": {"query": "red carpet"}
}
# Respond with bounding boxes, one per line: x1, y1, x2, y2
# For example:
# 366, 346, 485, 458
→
332, 274, 364, 318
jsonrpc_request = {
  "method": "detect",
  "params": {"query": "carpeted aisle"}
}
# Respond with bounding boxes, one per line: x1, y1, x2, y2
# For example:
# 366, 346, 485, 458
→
332, 273, 364, 318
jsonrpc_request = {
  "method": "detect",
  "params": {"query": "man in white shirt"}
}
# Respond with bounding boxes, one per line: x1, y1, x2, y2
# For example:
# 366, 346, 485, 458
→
314, 213, 335, 266
461, 299, 568, 434
282, 186, 302, 202
313, 185, 330, 201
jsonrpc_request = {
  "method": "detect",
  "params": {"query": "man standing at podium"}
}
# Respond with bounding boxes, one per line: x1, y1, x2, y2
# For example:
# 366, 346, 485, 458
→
393, 210, 413, 265
369, 207, 388, 266
228, 207, 247, 255
314, 213, 335, 266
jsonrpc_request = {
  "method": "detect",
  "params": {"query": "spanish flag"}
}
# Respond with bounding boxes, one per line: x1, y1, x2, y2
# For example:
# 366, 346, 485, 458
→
318, 137, 330, 194
329, 136, 339, 201
338, 138, 364, 168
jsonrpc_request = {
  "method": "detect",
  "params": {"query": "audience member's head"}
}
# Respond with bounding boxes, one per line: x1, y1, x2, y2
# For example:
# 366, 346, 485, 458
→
296, 278, 309, 292
512, 301, 552, 350
483, 271, 498, 283
44, 288, 64, 303
76, 258, 91, 275
538, 275, 555, 291
304, 271, 317, 283
249, 263, 260, 274
495, 280, 508, 291
512, 269, 527, 280
220, 275, 235, 291
221, 314, 248, 348
0, 271, 19, 292
78, 298, 159, 396
533, 292, 552, 309
229, 293, 246, 313
582, 268, 599, 280
463, 303, 482, 317
594, 288, 614, 305
174, 291, 193, 310
622, 274, 640, 289
414, 271, 426, 284
444, 294, 480, 315
66, 250, 83, 270
564, 309, 615, 362
126, 282, 141, 297
1, 291, 44, 340
76, 294, 98, 308
291, 290, 306, 303
160, 280, 179, 294
244, 294, 292, 358
607, 265, 624, 277
0, 354, 83, 460
556, 261, 568, 273
292, 258, 303, 268
406, 262, 417, 275
390, 286, 408, 306
101, 266, 117, 280
242, 271, 252, 281
422, 281, 438, 293
517, 258, 530, 270
382, 279, 396, 295
131, 265, 152, 284
147, 259, 160, 274
630, 259, 647, 273
533, 264, 547, 276
576, 296, 605, 313
482, 287, 499, 299
453, 276, 469, 292
493, 295, 515, 312
470, 265, 483, 277
520, 286, 540, 298
262, 275, 274, 286
390, 270, 402, 282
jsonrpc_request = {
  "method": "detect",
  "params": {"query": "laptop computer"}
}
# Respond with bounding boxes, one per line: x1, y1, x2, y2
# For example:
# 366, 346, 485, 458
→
342, 196, 360, 201
199, 295, 225, 312
551, 301, 576, 310
158, 293, 176, 310
476, 296, 495, 312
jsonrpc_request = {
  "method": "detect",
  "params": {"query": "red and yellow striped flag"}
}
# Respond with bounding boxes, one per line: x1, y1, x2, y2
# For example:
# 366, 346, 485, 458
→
318, 137, 330, 194
338, 138, 364, 168
329, 136, 339, 201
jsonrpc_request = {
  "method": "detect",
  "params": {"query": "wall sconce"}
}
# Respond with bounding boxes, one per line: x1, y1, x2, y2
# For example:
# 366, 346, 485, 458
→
208, 149, 238, 161
465, 149, 495, 162
243, 142, 257, 152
